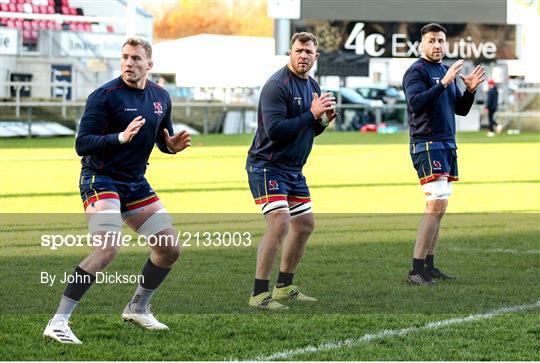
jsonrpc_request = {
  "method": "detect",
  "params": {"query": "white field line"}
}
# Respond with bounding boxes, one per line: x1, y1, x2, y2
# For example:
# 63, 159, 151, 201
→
253, 300, 540, 361
449, 247, 540, 254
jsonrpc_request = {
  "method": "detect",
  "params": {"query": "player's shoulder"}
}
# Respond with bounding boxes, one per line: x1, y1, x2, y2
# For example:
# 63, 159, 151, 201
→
83, 78, 118, 105
267, 66, 289, 82
262, 67, 290, 93
147, 80, 171, 100
87, 77, 123, 101
101, 77, 125, 95
406, 58, 427, 72
404, 59, 429, 79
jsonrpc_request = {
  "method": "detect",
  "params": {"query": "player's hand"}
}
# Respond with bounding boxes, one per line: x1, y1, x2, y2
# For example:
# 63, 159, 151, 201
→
460, 64, 485, 92
122, 116, 145, 143
163, 128, 191, 153
324, 109, 338, 124
441, 59, 464, 87
310, 92, 336, 119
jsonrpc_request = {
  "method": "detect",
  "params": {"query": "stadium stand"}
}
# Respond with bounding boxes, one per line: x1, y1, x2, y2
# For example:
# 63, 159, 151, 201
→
0, 0, 116, 48
1, 0, 153, 137
0, 0, 152, 99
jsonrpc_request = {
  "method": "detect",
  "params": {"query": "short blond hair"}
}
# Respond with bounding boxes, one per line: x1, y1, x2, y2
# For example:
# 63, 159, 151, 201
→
122, 37, 152, 59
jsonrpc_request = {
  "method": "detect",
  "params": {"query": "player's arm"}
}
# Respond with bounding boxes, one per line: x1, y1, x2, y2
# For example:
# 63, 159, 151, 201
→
75, 92, 121, 156
454, 87, 476, 116
455, 64, 484, 116
403, 68, 446, 114
261, 80, 316, 141
156, 97, 177, 154
313, 118, 327, 136
159, 96, 191, 154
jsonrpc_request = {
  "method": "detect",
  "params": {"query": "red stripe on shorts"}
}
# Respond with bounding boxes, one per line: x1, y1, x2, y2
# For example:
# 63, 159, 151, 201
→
126, 195, 160, 211
419, 173, 449, 185
288, 196, 311, 203
255, 195, 288, 205
83, 192, 120, 209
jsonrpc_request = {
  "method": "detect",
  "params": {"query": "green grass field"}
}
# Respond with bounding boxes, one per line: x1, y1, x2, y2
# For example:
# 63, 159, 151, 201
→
1, 131, 539, 360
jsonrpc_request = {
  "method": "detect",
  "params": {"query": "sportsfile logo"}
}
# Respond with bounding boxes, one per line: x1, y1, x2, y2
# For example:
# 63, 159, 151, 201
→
40, 231, 252, 250
344, 22, 498, 59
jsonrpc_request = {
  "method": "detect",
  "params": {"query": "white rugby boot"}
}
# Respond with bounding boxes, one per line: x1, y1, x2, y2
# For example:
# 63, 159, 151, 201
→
121, 303, 169, 330
43, 318, 82, 344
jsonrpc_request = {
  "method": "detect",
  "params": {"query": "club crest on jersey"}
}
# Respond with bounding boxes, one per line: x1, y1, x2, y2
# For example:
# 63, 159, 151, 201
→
153, 102, 163, 115
268, 180, 279, 191
432, 160, 442, 170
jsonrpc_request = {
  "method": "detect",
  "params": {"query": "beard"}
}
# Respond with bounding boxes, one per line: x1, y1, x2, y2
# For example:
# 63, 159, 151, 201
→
294, 62, 312, 75
424, 52, 443, 63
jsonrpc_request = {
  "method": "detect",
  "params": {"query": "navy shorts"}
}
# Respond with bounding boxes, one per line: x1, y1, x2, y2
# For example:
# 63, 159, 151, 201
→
79, 174, 159, 214
246, 165, 311, 207
411, 148, 458, 185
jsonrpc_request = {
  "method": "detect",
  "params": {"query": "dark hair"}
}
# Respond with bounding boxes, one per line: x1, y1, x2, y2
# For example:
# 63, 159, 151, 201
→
123, 37, 152, 59
289, 32, 318, 49
421, 23, 447, 36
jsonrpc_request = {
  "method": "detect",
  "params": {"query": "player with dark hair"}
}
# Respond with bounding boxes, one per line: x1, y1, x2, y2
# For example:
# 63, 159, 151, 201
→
246, 32, 337, 309
43, 37, 191, 344
403, 23, 485, 285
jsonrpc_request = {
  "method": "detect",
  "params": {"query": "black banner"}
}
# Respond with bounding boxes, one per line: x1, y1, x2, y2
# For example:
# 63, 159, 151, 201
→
293, 21, 516, 61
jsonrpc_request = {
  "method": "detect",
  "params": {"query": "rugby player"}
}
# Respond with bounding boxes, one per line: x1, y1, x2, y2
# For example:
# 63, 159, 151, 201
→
246, 32, 337, 309
44, 37, 191, 343
402, 23, 485, 285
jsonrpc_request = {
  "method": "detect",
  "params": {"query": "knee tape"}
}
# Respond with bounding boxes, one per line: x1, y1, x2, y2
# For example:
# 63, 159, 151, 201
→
88, 209, 122, 234
289, 202, 313, 219
422, 180, 452, 201
261, 200, 289, 215
137, 208, 173, 236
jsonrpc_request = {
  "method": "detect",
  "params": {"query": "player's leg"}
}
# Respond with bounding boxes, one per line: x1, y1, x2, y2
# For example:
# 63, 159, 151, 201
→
273, 209, 317, 301
248, 207, 290, 310
273, 173, 317, 301
408, 149, 450, 285
121, 182, 179, 329
246, 166, 290, 309
256, 211, 290, 283
408, 178, 448, 285
279, 211, 314, 276
45, 177, 123, 344
424, 149, 458, 280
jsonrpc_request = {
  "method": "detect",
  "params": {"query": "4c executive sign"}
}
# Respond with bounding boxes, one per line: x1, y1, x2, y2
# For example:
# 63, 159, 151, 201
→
293, 21, 517, 60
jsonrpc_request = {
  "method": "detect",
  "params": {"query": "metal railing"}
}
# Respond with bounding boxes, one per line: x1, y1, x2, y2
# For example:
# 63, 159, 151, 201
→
2, 82, 411, 134
1, 81, 85, 117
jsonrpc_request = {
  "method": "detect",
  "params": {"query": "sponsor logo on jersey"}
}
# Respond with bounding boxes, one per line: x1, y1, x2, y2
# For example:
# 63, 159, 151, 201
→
153, 102, 163, 115
124, 108, 138, 111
